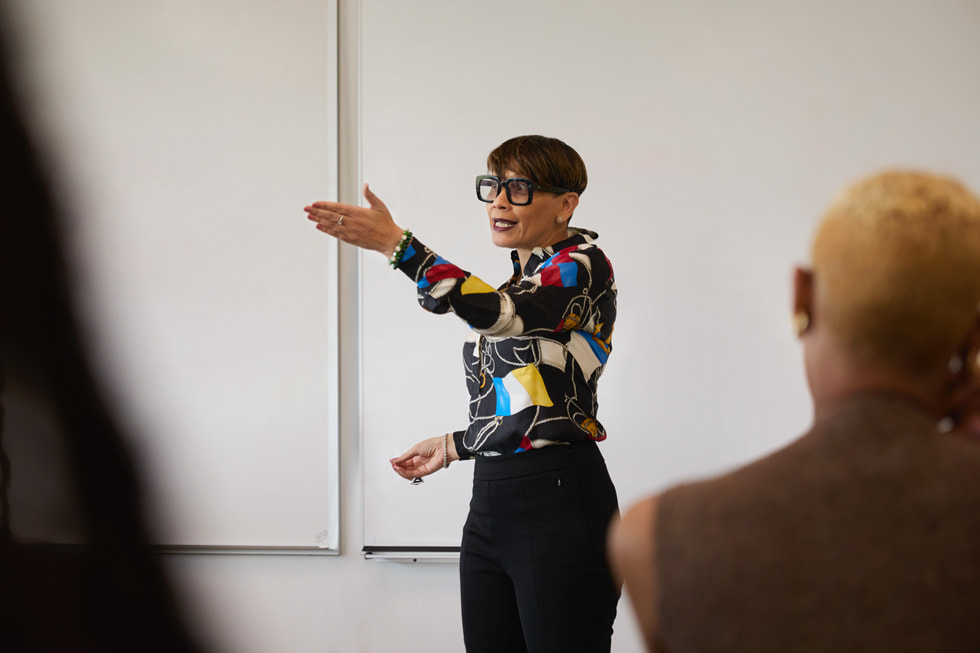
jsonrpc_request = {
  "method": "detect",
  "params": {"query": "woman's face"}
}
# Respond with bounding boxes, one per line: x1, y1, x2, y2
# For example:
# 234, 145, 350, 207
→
486, 169, 574, 259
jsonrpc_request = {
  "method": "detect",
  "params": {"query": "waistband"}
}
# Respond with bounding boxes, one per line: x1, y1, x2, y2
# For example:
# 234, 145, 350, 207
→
473, 440, 605, 481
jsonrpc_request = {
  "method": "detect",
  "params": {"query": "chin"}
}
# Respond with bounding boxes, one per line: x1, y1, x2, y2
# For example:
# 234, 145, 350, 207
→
490, 231, 513, 249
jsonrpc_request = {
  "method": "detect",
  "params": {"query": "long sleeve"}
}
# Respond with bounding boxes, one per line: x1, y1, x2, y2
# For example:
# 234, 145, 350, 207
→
394, 229, 617, 457
396, 234, 614, 341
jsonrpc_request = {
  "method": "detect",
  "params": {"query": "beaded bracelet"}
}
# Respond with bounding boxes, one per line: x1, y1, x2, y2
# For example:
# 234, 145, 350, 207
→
387, 229, 413, 268
442, 433, 450, 469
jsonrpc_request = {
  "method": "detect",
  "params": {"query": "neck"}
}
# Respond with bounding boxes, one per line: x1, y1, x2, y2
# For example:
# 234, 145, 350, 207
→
517, 248, 531, 271
805, 330, 946, 422
811, 370, 942, 424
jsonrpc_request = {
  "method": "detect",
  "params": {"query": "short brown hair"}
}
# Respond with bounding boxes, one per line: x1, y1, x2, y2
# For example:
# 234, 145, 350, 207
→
812, 170, 980, 372
486, 135, 587, 196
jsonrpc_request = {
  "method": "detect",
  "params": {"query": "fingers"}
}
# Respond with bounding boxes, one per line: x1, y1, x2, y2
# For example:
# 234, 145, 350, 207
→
304, 186, 394, 251
305, 183, 386, 221
389, 448, 419, 466
306, 200, 348, 214
362, 182, 383, 209
389, 436, 443, 479
304, 202, 347, 220
390, 455, 433, 480
391, 464, 421, 481
304, 203, 346, 231
390, 447, 425, 476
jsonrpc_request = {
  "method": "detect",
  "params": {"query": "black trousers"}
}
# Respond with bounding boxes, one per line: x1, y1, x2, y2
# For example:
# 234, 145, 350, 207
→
459, 441, 620, 653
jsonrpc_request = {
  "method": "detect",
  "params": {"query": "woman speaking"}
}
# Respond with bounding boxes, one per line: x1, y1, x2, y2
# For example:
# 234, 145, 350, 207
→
305, 135, 620, 652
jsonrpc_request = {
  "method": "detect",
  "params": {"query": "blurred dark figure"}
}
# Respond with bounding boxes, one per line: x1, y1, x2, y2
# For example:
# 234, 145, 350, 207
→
0, 8, 203, 652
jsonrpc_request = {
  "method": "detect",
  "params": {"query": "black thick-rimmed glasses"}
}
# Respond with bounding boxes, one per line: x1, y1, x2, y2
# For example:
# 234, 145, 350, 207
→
475, 175, 572, 206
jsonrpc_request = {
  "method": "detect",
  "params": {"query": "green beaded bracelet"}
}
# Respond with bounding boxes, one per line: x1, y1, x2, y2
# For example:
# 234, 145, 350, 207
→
387, 229, 413, 268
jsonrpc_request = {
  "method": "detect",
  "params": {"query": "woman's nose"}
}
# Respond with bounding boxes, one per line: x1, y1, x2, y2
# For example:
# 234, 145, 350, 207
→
492, 186, 511, 208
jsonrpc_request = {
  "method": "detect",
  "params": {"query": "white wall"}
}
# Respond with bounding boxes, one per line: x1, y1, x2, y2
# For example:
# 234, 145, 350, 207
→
9, 0, 980, 651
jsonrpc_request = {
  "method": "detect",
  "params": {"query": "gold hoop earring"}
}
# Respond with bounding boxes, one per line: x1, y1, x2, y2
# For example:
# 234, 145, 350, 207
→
792, 311, 810, 338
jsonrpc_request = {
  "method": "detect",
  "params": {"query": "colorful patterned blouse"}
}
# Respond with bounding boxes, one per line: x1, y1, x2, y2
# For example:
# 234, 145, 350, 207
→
396, 228, 616, 458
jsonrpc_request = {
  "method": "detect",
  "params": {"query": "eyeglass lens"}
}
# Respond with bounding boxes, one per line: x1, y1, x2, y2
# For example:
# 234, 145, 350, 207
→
478, 177, 533, 205
478, 177, 500, 202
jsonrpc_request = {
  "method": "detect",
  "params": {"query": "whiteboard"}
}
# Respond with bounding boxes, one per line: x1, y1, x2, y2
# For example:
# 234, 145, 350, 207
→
359, 0, 980, 550
10, 0, 340, 550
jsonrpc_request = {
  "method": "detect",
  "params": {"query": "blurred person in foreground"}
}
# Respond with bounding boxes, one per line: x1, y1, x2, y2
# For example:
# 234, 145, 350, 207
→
608, 170, 980, 653
0, 9, 203, 652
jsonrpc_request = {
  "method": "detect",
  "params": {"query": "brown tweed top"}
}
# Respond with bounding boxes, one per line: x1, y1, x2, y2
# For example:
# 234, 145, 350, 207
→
655, 392, 980, 653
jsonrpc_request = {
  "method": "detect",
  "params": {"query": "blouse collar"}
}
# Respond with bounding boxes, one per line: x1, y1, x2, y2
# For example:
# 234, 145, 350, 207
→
509, 228, 599, 278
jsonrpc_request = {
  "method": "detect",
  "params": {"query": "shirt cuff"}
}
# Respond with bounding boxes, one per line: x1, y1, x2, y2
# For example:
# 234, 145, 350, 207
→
394, 235, 425, 279
452, 430, 471, 460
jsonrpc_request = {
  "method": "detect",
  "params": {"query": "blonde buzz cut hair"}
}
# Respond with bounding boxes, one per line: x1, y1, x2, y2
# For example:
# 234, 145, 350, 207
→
812, 170, 980, 373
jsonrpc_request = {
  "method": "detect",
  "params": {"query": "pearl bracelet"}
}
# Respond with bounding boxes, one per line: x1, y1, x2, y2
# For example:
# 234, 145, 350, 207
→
443, 433, 450, 469
388, 229, 413, 268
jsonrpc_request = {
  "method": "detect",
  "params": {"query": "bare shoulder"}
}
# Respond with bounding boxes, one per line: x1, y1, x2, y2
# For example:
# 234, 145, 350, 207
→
608, 495, 662, 650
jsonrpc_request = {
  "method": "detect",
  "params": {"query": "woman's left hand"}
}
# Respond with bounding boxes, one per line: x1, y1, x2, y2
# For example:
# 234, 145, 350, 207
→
305, 183, 404, 257
390, 435, 457, 480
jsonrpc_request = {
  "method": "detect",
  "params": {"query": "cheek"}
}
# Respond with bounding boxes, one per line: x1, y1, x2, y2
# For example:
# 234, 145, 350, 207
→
519, 207, 548, 231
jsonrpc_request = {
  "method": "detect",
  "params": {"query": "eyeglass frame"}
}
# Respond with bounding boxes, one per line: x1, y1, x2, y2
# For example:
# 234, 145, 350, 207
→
475, 175, 573, 206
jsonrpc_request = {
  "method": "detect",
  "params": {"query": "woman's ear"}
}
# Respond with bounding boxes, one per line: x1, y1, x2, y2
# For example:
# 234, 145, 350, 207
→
560, 192, 580, 220
792, 267, 814, 337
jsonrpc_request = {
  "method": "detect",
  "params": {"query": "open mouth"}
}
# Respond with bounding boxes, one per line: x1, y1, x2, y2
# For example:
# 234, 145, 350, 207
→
493, 219, 517, 231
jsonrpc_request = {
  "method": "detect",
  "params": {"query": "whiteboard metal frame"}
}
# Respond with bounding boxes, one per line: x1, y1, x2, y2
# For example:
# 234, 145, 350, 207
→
362, 546, 460, 563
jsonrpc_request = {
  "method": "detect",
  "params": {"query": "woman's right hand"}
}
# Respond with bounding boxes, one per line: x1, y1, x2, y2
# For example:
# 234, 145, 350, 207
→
304, 183, 405, 258
390, 435, 458, 480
